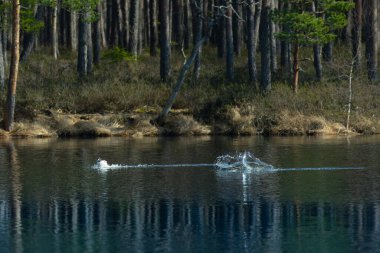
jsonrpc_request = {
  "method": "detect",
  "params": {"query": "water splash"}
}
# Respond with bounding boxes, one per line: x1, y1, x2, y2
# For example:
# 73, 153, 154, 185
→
92, 158, 214, 171
215, 151, 274, 171
92, 152, 362, 172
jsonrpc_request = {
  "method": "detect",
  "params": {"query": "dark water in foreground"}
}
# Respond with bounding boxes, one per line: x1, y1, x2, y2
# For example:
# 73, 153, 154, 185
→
0, 136, 380, 253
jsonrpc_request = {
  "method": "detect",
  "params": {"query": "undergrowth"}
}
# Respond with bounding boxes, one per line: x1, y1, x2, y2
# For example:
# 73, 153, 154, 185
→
0, 45, 379, 128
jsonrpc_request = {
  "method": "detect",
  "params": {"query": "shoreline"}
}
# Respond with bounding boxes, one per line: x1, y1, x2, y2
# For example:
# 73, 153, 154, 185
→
1, 109, 379, 138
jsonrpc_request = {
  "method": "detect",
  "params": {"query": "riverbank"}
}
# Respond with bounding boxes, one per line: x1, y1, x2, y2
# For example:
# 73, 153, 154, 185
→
0, 49, 379, 138
0, 107, 379, 138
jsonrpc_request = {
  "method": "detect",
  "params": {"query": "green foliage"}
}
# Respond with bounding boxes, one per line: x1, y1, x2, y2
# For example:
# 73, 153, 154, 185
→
62, 0, 99, 19
102, 47, 139, 63
21, 8, 44, 33
273, 0, 354, 46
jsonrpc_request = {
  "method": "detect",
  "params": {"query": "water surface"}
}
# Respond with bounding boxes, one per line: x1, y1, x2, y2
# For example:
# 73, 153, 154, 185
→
0, 136, 379, 252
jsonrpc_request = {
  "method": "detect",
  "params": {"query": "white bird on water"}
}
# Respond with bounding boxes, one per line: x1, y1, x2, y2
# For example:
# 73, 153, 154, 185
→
96, 158, 109, 168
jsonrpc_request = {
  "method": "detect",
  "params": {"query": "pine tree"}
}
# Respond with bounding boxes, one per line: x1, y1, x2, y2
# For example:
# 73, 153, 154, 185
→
273, 0, 354, 93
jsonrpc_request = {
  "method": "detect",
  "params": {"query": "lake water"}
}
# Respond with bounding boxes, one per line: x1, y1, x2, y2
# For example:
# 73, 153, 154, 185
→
1, 136, 380, 253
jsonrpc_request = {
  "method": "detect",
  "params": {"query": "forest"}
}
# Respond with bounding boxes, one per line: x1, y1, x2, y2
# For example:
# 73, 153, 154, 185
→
0, 0, 379, 137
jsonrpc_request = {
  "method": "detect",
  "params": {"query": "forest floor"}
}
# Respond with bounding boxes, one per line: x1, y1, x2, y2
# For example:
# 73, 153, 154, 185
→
0, 47, 379, 138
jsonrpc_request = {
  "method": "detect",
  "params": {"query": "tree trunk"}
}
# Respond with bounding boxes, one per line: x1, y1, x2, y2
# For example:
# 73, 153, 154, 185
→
193, 0, 203, 80
260, 0, 271, 92
143, 0, 150, 48
100, 1, 107, 48
4, 0, 21, 131
0, 32, 4, 89
59, 7, 66, 47
172, 0, 184, 49
247, 0, 257, 84
232, 0, 242, 55
138, 1, 143, 54
280, 1, 290, 72
225, 3, 234, 81
93, 5, 101, 65
69, 11, 77, 50
109, 0, 118, 46
183, 0, 191, 49
129, 0, 139, 57
365, 0, 378, 81
322, 42, 333, 62
293, 43, 300, 93
280, 40, 290, 71
86, 20, 93, 73
20, 5, 43, 62
77, 13, 88, 76
149, 0, 157, 56
254, 0, 262, 48
160, 0, 171, 81
52, 1, 59, 59
312, 1, 322, 81
116, 0, 124, 47
313, 45, 322, 81
155, 35, 210, 125
352, 0, 362, 68
270, 0, 277, 72
216, 5, 225, 58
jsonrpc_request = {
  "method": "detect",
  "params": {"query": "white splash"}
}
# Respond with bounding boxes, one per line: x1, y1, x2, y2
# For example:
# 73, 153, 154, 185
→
215, 151, 274, 171
92, 158, 123, 171
91, 152, 362, 173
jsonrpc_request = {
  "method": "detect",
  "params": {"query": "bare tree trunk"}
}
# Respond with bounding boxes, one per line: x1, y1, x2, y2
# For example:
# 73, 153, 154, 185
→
93, 5, 101, 65
352, 0, 362, 68
100, 1, 107, 48
70, 11, 77, 51
138, 1, 143, 54
129, 0, 140, 57
77, 13, 88, 76
86, 20, 93, 73
0, 32, 4, 89
193, 0, 203, 80
346, 58, 354, 131
183, 0, 191, 49
52, 1, 59, 59
2, 30, 7, 67
116, 0, 124, 47
225, 2, 234, 81
109, 0, 118, 46
160, 0, 171, 81
270, 0, 277, 72
260, 0, 271, 92
59, 8, 66, 47
155, 34, 210, 124
313, 45, 322, 81
312, 1, 322, 81
149, 0, 157, 56
232, 0, 242, 55
144, 0, 150, 48
216, 5, 225, 58
254, 0, 262, 48
4, 0, 21, 131
322, 42, 333, 62
292, 43, 300, 93
247, 0, 257, 84
172, 0, 184, 49
365, 0, 378, 81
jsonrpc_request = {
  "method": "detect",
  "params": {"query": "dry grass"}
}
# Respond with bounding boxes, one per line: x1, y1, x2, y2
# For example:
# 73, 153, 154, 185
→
0, 46, 378, 136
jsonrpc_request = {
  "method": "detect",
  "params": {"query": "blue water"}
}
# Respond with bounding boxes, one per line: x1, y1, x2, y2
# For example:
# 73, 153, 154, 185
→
0, 136, 380, 252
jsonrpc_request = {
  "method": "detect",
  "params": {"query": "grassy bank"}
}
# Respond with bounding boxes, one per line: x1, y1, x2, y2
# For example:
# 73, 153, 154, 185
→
0, 47, 379, 137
